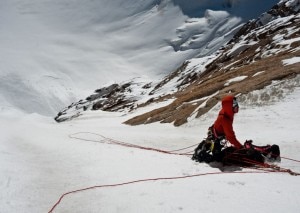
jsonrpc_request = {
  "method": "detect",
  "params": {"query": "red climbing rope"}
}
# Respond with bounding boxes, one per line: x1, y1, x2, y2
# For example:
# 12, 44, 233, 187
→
70, 132, 300, 170
69, 132, 196, 156
222, 150, 300, 176
281, 156, 300, 163
48, 170, 272, 213
46, 132, 300, 212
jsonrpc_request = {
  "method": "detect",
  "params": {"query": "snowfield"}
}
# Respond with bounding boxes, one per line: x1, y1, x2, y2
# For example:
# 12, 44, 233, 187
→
1, 83, 300, 213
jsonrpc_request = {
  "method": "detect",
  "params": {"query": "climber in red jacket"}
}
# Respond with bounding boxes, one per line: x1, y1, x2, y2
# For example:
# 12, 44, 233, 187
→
213, 95, 242, 149
192, 94, 243, 163
192, 94, 280, 164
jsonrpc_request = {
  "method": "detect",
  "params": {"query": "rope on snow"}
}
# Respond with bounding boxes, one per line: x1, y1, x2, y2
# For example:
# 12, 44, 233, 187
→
47, 132, 300, 212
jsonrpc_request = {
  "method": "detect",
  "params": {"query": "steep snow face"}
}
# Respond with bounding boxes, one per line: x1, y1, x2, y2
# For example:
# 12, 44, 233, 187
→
170, 10, 242, 53
0, 0, 278, 116
0, 0, 188, 116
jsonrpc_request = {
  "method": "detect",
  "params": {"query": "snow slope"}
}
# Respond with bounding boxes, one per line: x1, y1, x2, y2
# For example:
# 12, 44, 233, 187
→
0, 0, 186, 115
0, 0, 278, 116
0, 79, 300, 213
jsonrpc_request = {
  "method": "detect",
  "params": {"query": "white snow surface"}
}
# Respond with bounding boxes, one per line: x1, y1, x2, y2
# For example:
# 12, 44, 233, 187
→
282, 56, 300, 65
224, 75, 248, 86
1, 82, 300, 213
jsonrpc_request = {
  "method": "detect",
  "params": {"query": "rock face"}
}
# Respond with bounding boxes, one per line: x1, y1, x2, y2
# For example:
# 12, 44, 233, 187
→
54, 82, 145, 122
55, 0, 300, 125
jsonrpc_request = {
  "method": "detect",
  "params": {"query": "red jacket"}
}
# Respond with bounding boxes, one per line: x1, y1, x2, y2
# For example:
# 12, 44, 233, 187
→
213, 95, 242, 149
